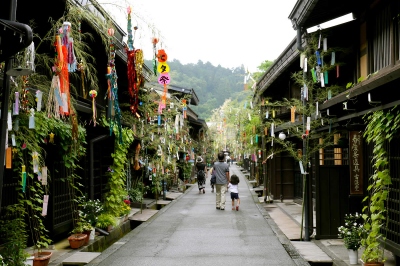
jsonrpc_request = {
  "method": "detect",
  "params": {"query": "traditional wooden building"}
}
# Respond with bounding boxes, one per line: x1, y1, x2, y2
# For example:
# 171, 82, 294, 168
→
255, 0, 400, 258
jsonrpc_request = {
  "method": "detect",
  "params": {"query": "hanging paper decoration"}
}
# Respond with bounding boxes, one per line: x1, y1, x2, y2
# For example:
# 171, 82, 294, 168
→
331, 51, 335, 65
13, 92, 19, 115
306, 117, 311, 135
336, 65, 339, 78
320, 73, 325, 87
323, 38, 327, 51
182, 99, 187, 119
29, 108, 35, 129
291, 106, 296, 123
300, 53, 305, 69
42, 195, 49, 216
36, 90, 43, 111
152, 37, 159, 75
56, 21, 77, 116
311, 68, 317, 82
32, 151, 39, 173
106, 28, 123, 143
7, 110, 12, 131
61, 22, 77, 72
89, 90, 97, 126
77, 60, 86, 99
41, 166, 48, 185
126, 7, 142, 117
6, 147, 12, 169
324, 71, 328, 85
47, 75, 61, 119
22, 165, 26, 193
304, 57, 308, 72
315, 51, 322, 65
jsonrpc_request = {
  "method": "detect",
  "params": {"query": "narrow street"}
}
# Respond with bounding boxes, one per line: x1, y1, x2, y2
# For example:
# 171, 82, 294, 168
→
86, 164, 309, 266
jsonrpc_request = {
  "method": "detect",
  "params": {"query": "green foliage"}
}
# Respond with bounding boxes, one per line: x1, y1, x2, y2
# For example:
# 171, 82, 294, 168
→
102, 122, 135, 217
0, 205, 30, 266
78, 196, 104, 226
338, 213, 364, 250
361, 108, 400, 263
71, 220, 93, 234
95, 213, 117, 229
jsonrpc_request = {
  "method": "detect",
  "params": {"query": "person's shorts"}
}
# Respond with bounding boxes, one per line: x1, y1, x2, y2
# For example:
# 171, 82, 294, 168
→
230, 192, 239, 200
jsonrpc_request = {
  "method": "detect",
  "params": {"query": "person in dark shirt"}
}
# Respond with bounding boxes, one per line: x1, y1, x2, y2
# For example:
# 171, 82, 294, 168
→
195, 156, 207, 194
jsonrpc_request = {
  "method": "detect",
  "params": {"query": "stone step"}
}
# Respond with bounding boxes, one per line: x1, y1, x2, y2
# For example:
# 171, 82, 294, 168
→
291, 241, 333, 265
62, 251, 101, 265
129, 209, 159, 222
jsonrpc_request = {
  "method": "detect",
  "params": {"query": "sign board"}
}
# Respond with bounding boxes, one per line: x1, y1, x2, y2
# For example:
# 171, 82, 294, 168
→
349, 131, 363, 194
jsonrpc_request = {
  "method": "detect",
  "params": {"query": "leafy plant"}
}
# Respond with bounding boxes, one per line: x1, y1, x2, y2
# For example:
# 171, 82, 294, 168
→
95, 213, 117, 229
71, 220, 93, 234
78, 196, 104, 226
0, 205, 30, 266
361, 108, 400, 263
338, 213, 364, 250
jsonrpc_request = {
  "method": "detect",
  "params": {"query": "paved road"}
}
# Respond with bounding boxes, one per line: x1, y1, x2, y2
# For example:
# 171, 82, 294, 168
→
87, 165, 309, 266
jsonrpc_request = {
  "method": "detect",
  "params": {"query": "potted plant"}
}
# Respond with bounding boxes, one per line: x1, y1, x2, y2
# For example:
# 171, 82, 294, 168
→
338, 213, 364, 265
71, 220, 93, 245
95, 213, 117, 232
78, 196, 104, 228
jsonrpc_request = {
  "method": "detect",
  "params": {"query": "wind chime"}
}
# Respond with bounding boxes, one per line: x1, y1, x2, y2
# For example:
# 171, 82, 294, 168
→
106, 27, 123, 143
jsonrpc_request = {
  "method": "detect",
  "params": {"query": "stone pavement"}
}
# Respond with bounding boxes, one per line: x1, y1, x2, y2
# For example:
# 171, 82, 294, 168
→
45, 164, 398, 265
84, 164, 310, 266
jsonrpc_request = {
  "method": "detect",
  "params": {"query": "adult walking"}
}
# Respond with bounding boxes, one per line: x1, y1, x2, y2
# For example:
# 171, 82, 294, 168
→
213, 152, 230, 210
195, 156, 207, 194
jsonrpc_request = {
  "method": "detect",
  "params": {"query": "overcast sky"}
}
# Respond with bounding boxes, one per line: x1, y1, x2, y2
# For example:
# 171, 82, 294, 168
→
98, 0, 298, 73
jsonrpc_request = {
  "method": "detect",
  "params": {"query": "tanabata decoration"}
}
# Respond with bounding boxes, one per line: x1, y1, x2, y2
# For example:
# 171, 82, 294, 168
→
182, 99, 187, 119
57, 21, 78, 116
22, 165, 26, 193
13, 92, 19, 115
126, 6, 140, 116
105, 28, 123, 143
157, 49, 171, 122
152, 37, 159, 75
89, 90, 97, 126
77, 60, 86, 99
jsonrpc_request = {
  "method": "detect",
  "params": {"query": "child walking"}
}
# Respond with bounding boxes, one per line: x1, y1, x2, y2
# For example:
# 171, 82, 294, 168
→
228, 174, 240, 211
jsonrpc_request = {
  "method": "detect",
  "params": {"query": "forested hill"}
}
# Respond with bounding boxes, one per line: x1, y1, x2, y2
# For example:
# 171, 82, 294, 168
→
144, 59, 251, 120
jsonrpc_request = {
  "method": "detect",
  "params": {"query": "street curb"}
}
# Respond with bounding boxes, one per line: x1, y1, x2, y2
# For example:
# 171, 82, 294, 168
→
239, 170, 311, 266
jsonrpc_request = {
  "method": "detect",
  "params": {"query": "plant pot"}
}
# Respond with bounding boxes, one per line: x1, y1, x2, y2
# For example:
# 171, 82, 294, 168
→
68, 233, 87, 249
348, 249, 358, 265
32, 251, 52, 266
361, 260, 384, 266
82, 230, 91, 245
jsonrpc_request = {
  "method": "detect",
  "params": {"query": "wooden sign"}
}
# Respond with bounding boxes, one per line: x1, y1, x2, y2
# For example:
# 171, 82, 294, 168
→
349, 131, 363, 195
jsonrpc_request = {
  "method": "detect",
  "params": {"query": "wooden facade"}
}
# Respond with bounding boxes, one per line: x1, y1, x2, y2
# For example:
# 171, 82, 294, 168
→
255, 0, 400, 258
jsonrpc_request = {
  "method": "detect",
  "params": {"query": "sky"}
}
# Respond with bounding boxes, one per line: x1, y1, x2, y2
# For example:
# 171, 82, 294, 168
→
98, 0, 298, 73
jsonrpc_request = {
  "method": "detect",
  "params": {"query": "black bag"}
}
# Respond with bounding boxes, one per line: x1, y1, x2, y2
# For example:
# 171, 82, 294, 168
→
197, 169, 205, 180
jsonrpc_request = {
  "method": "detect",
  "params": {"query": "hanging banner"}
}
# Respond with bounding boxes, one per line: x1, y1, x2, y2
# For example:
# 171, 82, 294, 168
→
349, 131, 363, 195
